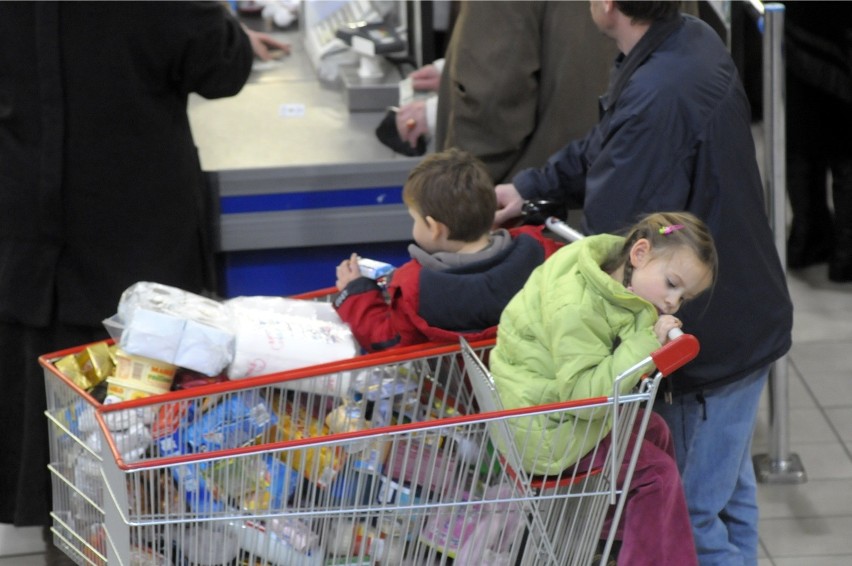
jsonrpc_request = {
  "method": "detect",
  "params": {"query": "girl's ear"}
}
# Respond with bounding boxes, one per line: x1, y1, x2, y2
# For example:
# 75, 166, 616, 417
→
630, 238, 652, 268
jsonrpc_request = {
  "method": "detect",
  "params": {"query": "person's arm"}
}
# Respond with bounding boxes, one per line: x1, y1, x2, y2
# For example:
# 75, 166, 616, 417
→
493, 134, 592, 227
505, 82, 694, 232
242, 24, 291, 60
394, 60, 445, 146
512, 135, 593, 205
163, 2, 255, 98
438, 2, 547, 182
549, 303, 661, 417
334, 278, 402, 352
409, 60, 444, 92
334, 261, 424, 352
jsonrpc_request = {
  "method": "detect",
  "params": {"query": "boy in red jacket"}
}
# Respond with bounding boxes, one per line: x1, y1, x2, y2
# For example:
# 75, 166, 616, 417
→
334, 148, 562, 352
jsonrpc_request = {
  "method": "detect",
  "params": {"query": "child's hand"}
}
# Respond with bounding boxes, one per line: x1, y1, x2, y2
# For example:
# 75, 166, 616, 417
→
654, 315, 683, 344
335, 253, 363, 290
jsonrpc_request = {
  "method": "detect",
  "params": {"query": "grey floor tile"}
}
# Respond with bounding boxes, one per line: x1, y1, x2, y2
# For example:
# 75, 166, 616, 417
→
0, 555, 49, 566
758, 478, 852, 520
825, 407, 852, 442
788, 343, 852, 408
753, 407, 837, 452
787, 269, 852, 343
782, 442, 852, 480
0, 525, 45, 556
759, 362, 818, 411
760, 516, 852, 557
774, 557, 852, 566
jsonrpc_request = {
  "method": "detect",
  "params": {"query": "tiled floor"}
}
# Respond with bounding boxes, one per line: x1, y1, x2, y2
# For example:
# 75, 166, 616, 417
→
1, 260, 849, 565
753, 262, 852, 566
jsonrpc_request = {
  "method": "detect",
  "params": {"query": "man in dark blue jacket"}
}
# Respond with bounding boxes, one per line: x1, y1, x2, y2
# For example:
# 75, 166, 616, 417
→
494, 2, 792, 565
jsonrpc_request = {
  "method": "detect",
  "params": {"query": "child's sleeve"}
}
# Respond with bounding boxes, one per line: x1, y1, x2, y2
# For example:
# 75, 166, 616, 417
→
333, 277, 400, 352
334, 260, 434, 353
550, 305, 660, 418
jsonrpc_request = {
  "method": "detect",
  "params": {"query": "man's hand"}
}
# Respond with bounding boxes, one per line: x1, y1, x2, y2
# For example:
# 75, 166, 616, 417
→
409, 64, 441, 92
494, 183, 525, 227
395, 101, 429, 148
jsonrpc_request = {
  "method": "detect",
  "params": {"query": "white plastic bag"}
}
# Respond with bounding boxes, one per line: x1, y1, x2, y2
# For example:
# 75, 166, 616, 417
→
225, 296, 358, 382
115, 282, 234, 376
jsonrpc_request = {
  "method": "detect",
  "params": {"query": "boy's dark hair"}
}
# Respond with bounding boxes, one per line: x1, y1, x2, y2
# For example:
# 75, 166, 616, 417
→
403, 148, 496, 242
615, 1, 681, 22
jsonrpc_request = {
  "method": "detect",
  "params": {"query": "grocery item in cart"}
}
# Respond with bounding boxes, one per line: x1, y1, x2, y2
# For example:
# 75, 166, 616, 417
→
115, 281, 235, 376
271, 399, 343, 488
206, 453, 300, 512
233, 519, 323, 565
225, 295, 359, 381
419, 484, 524, 562
184, 391, 276, 453
105, 377, 162, 403
53, 341, 114, 391
173, 522, 240, 566
113, 348, 177, 393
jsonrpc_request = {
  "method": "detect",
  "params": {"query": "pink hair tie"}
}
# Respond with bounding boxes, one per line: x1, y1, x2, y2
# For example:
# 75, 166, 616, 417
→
659, 224, 684, 236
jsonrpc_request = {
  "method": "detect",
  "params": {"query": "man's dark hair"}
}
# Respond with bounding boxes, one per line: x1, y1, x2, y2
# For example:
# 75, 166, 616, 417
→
615, 1, 681, 22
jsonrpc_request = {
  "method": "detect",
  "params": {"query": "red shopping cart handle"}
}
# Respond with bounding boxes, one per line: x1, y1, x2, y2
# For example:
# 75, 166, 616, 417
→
651, 332, 700, 376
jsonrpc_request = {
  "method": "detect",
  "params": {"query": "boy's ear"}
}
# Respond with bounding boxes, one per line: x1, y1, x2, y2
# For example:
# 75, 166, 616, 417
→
425, 215, 448, 241
630, 238, 652, 267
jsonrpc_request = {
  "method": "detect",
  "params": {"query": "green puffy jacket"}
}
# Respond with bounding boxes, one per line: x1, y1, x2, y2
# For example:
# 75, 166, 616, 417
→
490, 234, 662, 474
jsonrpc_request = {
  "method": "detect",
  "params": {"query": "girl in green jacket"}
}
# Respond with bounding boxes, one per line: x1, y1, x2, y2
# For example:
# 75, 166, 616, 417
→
491, 211, 717, 565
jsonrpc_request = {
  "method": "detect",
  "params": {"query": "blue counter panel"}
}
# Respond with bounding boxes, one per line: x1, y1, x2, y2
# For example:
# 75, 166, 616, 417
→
220, 186, 404, 214
219, 240, 412, 297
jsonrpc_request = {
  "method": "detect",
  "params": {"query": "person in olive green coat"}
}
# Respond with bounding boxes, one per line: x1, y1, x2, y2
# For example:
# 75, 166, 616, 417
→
490, 211, 717, 566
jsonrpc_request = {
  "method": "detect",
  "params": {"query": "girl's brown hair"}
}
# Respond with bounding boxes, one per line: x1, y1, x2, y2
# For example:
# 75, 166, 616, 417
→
601, 211, 718, 289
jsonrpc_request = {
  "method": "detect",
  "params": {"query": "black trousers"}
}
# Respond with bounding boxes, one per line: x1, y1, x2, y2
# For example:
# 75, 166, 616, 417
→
0, 321, 107, 526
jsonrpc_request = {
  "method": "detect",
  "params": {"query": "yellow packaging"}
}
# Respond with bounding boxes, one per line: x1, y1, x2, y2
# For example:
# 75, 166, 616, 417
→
106, 378, 156, 402
270, 404, 342, 488
54, 354, 91, 390
77, 341, 114, 387
114, 348, 177, 393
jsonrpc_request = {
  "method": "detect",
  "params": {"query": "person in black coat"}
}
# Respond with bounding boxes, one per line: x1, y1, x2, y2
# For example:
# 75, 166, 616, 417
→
0, 1, 285, 528
784, 1, 852, 281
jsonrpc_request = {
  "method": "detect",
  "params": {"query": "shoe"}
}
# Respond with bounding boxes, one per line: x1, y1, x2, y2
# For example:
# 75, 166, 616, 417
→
829, 250, 852, 282
787, 223, 833, 269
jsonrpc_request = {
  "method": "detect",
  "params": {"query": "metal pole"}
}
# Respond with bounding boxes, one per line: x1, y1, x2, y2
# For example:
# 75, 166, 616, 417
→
410, 0, 425, 69
751, 1, 807, 484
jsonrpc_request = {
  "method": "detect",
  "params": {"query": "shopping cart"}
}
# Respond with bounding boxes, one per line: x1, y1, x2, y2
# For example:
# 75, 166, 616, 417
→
43, 325, 697, 566
42, 337, 501, 565
460, 327, 700, 566
39, 278, 486, 565
42, 217, 682, 565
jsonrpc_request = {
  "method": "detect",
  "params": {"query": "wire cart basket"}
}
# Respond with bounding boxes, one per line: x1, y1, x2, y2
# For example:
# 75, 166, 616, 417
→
42, 337, 494, 565
42, 324, 698, 566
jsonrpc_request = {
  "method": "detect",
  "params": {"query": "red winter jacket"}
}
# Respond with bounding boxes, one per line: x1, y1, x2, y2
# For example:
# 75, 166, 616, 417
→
334, 226, 562, 352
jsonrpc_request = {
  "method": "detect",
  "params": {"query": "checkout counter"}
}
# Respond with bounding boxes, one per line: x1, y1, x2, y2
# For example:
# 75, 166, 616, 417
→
188, 15, 421, 297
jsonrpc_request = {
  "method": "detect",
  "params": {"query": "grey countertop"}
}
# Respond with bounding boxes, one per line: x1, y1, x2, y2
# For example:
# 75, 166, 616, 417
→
187, 27, 414, 173
187, 25, 419, 251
